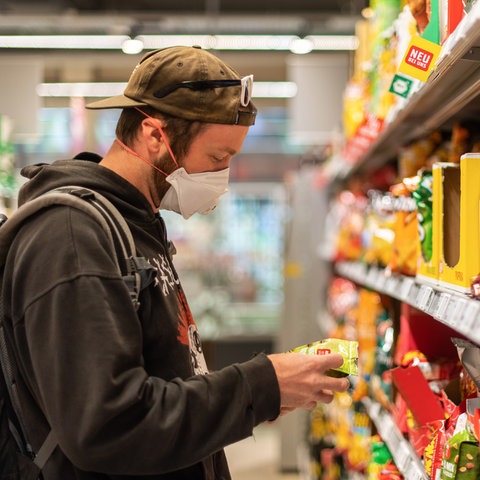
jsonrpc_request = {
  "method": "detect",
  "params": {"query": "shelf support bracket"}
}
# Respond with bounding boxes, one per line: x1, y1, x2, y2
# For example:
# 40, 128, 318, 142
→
462, 46, 480, 62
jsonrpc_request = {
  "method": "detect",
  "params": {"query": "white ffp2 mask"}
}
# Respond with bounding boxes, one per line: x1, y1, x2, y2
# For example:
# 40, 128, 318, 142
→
160, 167, 230, 219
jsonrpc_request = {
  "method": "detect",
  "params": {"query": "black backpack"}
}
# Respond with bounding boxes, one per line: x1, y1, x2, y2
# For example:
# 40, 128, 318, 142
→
0, 186, 156, 479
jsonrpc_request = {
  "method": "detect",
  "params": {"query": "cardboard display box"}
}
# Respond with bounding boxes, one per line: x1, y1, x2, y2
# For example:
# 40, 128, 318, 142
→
439, 154, 480, 293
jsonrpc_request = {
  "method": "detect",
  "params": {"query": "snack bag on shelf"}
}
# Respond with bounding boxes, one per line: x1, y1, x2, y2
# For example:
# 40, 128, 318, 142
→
327, 277, 359, 322
397, 131, 443, 178
400, 350, 462, 393
391, 361, 458, 457
367, 438, 394, 480
291, 338, 359, 377
440, 426, 480, 480
333, 190, 367, 262
406, 0, 430, 33
370, 308, 395, 409
388, 180, 419, 276
466, 397, 480, 443
369, 33, 398, 122
368, 0, 403, 120
449, 122, 470, 164
378, 461, 403, 479
412, 169, 434, 263
423, 401, 463, 479
343, 76, 369, 141
345, 401, 372, 474
363, 190, 396, 268
355, 289, 382, 377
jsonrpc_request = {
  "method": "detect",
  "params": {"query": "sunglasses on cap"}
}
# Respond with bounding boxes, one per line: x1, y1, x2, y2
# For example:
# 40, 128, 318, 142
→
153, 74, 254, 107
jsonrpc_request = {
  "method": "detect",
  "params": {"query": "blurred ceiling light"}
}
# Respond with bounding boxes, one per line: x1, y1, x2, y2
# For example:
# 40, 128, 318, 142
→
121, 37, 144, 54
0, 35, 129, 49
0, 34, 358, 51
37, 81, 298, 98
289, 37, 314, 54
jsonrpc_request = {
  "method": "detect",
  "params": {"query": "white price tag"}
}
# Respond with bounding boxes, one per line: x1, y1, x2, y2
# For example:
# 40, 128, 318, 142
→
374, 269, 386, 291
336, 263, 346, 277
404, 461, 426, 480
427, 292, 440, 316
445, 297, 468, 329
459, 300, 480, 337
394, 441, 411, 471
408, 283, 420, 306
400, 277, 415, 301
348, 263, 358, 280
444, 296, 459, 327
416, 285, 434, 311
356, 263, 368, 280
401, 455, 417, 478
385, 276, 399, 297
369, 401, 381, 421
434, 292, 451, 321
366, 267, 378, 287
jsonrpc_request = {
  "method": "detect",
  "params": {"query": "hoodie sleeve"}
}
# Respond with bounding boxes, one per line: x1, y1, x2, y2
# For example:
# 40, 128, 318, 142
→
8, 205, 281, 475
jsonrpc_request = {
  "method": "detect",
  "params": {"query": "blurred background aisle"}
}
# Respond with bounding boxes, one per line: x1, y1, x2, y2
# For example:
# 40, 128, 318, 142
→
225, 423, 303, 480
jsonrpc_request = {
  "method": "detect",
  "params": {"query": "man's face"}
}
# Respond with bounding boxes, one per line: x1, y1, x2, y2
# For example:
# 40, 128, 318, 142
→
179, 123, 249, 173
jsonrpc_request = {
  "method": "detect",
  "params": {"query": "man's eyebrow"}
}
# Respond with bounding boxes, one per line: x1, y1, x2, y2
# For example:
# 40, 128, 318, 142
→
223, 147, 238, 156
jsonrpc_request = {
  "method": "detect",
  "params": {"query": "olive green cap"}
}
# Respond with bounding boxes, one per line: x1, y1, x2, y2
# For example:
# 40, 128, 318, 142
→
86, 46, 256, 126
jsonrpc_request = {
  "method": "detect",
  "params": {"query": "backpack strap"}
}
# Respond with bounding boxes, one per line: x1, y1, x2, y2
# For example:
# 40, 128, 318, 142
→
33, 429, 57, 469
51, 186, 157, 309
0, 186, 157, 309
0, 185, 157, 473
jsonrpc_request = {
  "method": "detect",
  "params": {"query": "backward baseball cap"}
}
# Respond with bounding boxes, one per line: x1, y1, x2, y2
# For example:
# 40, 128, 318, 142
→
86, 45, 257, 126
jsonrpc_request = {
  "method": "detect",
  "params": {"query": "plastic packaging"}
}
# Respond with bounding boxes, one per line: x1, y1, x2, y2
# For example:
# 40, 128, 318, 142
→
291, 338, 359, 377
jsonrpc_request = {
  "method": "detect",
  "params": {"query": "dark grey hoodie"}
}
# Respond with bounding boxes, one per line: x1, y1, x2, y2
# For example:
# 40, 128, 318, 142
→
3, 153, 280, 479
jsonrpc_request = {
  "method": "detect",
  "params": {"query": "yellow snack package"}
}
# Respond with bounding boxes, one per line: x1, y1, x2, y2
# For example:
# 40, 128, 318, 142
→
290, 338, 359, 377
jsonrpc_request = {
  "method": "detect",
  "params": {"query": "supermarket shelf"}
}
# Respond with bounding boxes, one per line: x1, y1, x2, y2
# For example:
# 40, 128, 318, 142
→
363, 398, 430, 480
344, 2, 480, 177
335, 261, 480, 346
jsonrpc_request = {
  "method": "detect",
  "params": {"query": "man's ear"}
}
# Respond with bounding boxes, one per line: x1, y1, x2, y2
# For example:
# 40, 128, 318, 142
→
141, 117, 164, 151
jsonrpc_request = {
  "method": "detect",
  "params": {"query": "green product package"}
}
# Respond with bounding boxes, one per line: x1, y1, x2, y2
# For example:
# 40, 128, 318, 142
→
290, 338, 359, 377
440, 429, 479, 480
412, 171, 433, 262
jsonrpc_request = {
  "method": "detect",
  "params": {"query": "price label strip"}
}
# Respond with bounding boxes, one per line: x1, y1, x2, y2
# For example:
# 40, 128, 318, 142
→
427, 291, 441, 316
416, 285, 434, 311
444, 297, 468, 329
385, 276, 399, 297
458, 300, 480, 343
433, 292, 451, 321
366, 267, 378, 287
400, 277, 415, 302
374, 269, 386, 291
408, 283, 420, 305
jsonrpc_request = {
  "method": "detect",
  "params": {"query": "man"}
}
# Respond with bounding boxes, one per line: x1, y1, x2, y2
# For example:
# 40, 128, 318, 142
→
5, 46, 349, 479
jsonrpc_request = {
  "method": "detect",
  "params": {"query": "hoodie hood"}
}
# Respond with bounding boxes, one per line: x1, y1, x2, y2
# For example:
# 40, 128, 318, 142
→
19, 153, 156, 224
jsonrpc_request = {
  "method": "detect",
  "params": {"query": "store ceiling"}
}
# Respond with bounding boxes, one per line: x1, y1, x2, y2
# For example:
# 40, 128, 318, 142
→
0, 0, 365, 97
0, 0, 363, 159
0, 0, 367, 36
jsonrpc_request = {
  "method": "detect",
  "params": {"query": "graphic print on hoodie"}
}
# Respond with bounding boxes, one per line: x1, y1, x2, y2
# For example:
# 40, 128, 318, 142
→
149, 250, 208, 375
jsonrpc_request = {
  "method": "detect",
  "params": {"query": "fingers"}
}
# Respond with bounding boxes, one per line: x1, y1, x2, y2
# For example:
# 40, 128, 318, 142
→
318, 375, 350, 394
268, 351, 352, 412
317, 352, 345, 371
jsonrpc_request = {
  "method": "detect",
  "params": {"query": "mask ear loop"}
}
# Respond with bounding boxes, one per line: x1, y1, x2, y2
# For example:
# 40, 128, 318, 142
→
134, 107, 179, 168
115, 107, 180, 177
115, 137, 170, 177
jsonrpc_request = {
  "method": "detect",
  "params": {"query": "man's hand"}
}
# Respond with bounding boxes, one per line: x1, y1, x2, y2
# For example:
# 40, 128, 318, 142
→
268, 352, 350, 413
